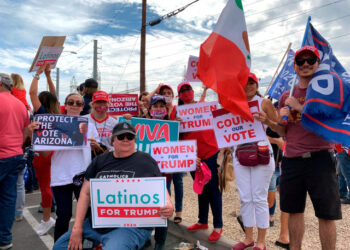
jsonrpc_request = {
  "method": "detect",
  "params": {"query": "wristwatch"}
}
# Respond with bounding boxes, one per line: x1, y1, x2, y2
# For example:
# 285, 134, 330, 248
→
33, 73, 40, 80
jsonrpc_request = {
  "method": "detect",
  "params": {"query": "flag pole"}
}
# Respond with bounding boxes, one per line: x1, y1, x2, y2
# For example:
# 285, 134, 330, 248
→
264, 42, 292, 97
282, 16, 311, 125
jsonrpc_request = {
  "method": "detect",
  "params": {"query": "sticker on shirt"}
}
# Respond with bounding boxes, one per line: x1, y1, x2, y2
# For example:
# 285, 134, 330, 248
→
95, 170, 135, 179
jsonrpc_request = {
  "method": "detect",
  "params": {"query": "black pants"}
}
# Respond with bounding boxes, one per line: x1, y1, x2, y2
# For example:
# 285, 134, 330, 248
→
52, 184, 81, 241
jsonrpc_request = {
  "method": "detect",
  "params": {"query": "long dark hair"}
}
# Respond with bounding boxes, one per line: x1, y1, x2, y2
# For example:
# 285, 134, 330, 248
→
38, 91, 61, 114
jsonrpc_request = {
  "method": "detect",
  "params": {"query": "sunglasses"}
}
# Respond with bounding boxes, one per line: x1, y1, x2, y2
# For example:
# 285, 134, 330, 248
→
295, 57, 318, 66
116, 133, 135, 141
179, 88, 192, 93
66, 100, 84, 107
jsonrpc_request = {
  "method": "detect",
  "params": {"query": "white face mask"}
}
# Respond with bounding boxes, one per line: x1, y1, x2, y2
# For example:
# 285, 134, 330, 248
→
165, 96, 173, 104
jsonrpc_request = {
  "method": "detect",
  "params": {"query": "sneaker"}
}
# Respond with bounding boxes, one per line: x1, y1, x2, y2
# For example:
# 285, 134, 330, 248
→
341, 198, 350, 204
0, 243, 13, 250
15, 216, 23, 222
37, 217, 55, 236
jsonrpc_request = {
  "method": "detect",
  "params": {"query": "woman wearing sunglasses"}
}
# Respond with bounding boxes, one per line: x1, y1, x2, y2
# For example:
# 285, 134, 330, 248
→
49, 93, 98, 241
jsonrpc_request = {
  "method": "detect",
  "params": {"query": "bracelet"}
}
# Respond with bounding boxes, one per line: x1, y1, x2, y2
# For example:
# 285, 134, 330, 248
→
33, 74, 40, 80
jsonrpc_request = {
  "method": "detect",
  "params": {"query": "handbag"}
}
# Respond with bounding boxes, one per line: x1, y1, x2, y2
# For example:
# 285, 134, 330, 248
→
235, 142, 270, 167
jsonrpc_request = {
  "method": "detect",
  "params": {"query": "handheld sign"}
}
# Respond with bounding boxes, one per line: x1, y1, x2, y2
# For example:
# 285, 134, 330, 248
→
118, 117, 179, 154
177, 101, 219, 133
108, 94, 139, 116
185, 55, 201, 82
151, 140, 197, 173
29, 36, 66, 72
90, 177, 167, 228
33, 114, 88, 150
212, 102, 267, 148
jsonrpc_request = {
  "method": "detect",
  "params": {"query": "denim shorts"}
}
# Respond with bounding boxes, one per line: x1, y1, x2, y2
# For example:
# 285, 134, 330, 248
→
268, 167, 281, 191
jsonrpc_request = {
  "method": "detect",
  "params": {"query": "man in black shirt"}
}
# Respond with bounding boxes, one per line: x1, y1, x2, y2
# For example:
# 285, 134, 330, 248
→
53, 122, 174, 250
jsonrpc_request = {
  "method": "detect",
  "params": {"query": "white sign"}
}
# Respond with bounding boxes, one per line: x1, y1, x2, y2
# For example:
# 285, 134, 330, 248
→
151, 140, 197, 173
32, 46, 64, 72
90, 177, 167, 228
177, 101, 219, 132
212, 101, 267, 148
185, 55, 201, 82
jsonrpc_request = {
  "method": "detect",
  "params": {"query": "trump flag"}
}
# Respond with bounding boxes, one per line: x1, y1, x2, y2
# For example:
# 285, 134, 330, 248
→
197, 0, 253, 121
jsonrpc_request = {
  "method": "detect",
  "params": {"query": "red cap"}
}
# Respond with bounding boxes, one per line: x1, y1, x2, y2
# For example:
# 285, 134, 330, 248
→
295, 45, 320, 60
248, 72, 258, 84
92, 90, 109, 103
159, 84, 173, 94
177, 81, 192, 93
193, 162, 212, 195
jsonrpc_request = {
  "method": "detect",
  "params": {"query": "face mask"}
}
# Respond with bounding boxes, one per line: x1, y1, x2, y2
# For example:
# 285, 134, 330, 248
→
150, 110, 167, 119
165, 96, 173, 104
94, 105, 108, 113
179, 90, 194, 103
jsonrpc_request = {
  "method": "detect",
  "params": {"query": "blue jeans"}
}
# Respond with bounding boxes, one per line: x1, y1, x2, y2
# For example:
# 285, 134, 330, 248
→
166, 173, 184, 212
0, 155, 25, 245
15, 168, 26, 218
53, 219, 152, 250
268, 167, 281, 192
337, 151, 350, 199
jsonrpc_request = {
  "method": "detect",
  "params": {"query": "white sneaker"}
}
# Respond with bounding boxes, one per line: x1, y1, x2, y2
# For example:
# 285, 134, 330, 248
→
36, 217, 55, 236
0, 243, 13, 250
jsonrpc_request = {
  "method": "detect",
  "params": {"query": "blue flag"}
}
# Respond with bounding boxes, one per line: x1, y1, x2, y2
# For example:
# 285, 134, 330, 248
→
301, 22, 350, 146
267, 49, 296, 100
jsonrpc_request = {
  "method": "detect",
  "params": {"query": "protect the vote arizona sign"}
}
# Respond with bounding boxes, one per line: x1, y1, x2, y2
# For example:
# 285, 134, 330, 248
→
108, 94, 138, 116
177, 101, 219, 132
212, 100, 267, 148
151, 140, 197, 173
33, 114, 89, 150
90, 177, 166, 228
118, 117, 179, 154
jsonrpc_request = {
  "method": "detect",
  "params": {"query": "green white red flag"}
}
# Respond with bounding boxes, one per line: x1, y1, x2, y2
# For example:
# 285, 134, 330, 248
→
197, 0, 253, 121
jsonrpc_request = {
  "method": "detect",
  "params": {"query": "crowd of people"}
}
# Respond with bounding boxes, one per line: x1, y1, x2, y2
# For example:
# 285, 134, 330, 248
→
0, 45, 348, 250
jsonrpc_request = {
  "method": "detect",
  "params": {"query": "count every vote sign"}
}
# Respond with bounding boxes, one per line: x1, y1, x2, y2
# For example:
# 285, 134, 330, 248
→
90, 177, 167, 228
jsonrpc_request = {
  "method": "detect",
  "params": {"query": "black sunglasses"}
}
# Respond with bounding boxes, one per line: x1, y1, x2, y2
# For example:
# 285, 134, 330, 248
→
295, 57, 318, 66
66, 100, 84, 107
116, 133, 135, 141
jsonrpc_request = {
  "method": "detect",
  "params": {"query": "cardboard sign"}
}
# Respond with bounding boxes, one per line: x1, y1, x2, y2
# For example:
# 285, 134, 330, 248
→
185, 55, 201, 82
90, 177, 167, 228
177, 101, 219, 132
118, 117, 179, 154
29, 36, 66, 72
212, 101, 267, 148
108, 94, 139, 116
33, 114, 88, 150
151, 140, 197, 173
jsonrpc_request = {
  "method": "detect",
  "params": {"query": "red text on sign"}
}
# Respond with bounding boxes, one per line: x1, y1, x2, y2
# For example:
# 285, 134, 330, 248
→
97, 207, 160, 218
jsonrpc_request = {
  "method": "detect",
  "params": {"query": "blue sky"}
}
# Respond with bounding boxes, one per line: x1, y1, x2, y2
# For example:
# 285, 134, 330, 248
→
1, 0, 349, 104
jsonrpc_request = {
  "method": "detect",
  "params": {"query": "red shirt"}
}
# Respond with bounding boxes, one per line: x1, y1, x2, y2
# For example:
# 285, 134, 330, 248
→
279, 85, 331, 158
0, 92, 30, 159
11, 87, 30, 110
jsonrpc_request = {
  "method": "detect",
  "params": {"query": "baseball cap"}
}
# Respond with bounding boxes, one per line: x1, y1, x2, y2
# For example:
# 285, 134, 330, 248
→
177, 81, 192, 93
92, 90, 109, 103
295, 45, 320, 61
248, 72, 258, 84
0, 73, 13, 91
193, 162, 212, 195
159, 84, 173, 94
150, 94, 166, 105
84, 78, 98, 88
112, 122, 136, 136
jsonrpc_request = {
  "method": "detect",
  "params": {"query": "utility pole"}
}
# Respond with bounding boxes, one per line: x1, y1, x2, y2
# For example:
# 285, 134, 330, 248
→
140, 0, 147, 94
93, 40, 102, 88
56, 68, 60, 100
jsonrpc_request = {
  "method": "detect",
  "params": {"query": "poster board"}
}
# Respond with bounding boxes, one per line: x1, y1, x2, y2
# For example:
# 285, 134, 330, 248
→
185, 55, 201, 82
108, 94, 139, 116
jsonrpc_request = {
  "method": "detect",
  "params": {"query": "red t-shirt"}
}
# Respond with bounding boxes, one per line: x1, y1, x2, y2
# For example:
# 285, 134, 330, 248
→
11, 87, 30, 110
0, 92, 30, 159
279, 85, 331, 158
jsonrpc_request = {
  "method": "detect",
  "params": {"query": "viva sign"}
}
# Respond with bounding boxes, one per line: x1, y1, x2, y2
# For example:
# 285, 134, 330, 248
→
118, 117, 179, 154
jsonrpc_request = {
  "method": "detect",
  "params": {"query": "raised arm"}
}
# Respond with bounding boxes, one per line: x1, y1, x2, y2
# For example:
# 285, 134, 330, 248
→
44, 64, 56, 96
145, 83, 162, 103
199, 86, 208, 102
29, 65, 46, 112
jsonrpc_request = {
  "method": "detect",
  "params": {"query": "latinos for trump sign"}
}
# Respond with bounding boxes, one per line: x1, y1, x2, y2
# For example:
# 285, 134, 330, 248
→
177, 101, 219, 132
151, 140, 197, 173
108, 94, 139, 116
90, 177, 167, 228
185, 55, 201, 82
118, 117, 179, 154
33, 114, 88, 150
212, 105, 266, 148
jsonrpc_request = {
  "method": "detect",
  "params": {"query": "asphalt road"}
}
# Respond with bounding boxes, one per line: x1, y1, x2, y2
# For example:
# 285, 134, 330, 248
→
11, 191, 184, 250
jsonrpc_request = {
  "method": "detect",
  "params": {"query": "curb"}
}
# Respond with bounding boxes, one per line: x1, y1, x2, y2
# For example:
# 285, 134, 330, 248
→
167, 218, 237, 249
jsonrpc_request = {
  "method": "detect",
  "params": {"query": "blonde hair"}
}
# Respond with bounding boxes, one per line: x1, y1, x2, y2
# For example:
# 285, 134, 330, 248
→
11, 74, 24, 90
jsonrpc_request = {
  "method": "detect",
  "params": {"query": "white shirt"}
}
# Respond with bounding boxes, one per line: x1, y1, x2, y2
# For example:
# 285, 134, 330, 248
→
50, 122, 98, 187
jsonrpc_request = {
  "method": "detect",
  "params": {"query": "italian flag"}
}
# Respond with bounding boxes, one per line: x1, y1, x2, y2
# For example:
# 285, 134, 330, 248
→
197, 0, 253, 121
